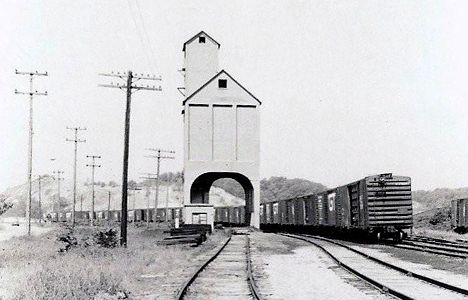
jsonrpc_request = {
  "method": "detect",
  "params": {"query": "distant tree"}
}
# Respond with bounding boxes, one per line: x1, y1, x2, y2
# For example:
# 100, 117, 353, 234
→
108, 181, 118, 187
212, 176, 327, 203
260, 177, 327, 203
212, 179, 245, 199
100, 182, 106, 187
128, 180, 138, 189
0, 195, 13, 216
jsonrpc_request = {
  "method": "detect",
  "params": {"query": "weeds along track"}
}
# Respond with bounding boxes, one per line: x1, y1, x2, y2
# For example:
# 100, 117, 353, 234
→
177, 230, 262, 300
391, 236, 468, 258
282, 233, 468, 300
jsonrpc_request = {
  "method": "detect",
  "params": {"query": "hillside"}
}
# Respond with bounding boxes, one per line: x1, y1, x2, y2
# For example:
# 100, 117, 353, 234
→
213, 176, 328, 203
3, 173, 467, 218
413, 207, 452, 230
0, 174, 327, 217
412, 187, 468, 213
0, 176, 244, 218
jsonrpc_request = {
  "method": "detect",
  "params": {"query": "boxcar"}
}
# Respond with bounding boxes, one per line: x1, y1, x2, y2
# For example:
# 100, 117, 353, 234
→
260, 173, 413, 240
452, 198, 468, 232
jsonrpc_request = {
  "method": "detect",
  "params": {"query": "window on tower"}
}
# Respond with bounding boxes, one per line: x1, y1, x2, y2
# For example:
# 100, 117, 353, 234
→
218, 79, 227, 88
199, 36, 206, 43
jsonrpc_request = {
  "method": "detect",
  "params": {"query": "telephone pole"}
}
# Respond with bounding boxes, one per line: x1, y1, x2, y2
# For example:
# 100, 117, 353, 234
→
15, 69, 48, 235
66, 126, 86, 228
53, 170, 64, 212
99, 70, 162, 247
80, 194, 83, 220
165, 183, 170, 223
140, 173, 157, 226
86, 155, 101, 226
145, 148, 175, 223
35, 175, 44, 223
107, 191, 111, 224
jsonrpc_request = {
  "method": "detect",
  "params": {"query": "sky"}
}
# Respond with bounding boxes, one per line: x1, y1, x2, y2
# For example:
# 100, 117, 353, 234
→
1, 0, 468, 192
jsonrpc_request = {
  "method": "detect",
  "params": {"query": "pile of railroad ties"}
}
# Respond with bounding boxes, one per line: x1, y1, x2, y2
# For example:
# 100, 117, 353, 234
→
159, 224, 212, 246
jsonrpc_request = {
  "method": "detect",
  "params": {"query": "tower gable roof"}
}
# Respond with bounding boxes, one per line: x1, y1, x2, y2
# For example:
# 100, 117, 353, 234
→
183, 70, 262, 105
182, 31, 221, 51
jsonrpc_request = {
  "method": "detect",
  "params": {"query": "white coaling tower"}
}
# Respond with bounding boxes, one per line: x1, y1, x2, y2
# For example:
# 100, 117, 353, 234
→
181, 31, 261, 229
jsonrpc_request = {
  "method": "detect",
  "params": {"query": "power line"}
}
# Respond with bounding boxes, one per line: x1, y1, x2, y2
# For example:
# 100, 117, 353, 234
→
66, 126, 86, 228
99, 70, 162, 247
134, 0, 159, 69
145, 148, 175, 225
15, 69, 48, 236
126, 0, 156, 70
86, 155, 101, 226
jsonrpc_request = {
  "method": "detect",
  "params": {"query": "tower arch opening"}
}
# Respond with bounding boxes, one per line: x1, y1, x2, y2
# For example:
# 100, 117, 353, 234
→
189, 172, 254, 226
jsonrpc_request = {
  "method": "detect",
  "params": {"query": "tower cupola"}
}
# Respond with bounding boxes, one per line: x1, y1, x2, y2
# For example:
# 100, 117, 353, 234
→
183, 31, 220, 96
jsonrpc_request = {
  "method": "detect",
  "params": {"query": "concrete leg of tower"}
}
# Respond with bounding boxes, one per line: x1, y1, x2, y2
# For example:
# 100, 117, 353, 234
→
250, 180, 260, 228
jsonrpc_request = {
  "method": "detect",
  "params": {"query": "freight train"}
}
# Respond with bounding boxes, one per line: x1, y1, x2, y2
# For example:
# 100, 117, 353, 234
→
215, 173, 413, 241
451, 198, 468, 233
258, 173, 413, 240
48, 173, 413, 241
46, 207, 183, 223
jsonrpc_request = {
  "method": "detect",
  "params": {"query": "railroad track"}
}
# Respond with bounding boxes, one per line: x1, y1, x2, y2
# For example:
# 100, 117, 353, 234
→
389, 236, 468, 259
177, 229, 262, 300
409, 235, 468, 249
282, 233, 468, 300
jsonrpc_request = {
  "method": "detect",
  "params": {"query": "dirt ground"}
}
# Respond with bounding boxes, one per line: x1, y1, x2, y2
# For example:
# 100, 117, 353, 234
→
339, 239, 468, 288
0, 221, 54, 242
250, 232, 394, 300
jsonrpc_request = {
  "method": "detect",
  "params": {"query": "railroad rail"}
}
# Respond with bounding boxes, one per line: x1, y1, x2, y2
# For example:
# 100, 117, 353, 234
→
282, 233, 468, 300
388, 236, 468, 259
176, 229, 262, 300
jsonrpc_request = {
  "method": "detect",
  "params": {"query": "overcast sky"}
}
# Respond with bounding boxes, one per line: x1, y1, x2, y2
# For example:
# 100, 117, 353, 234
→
1, 1, 468, 192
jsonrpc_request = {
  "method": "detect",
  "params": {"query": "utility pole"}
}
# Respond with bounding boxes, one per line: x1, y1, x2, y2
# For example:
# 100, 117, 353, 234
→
35, 175, 44, 223
86, 155, 101, 226
80, 194, 83, 220
145, 148, 175, 223
66, 126, 86, 228
15, 69, 48, 236
165, 183, 170, 223
99, 70, 162, 247
53, 170, 64, 212
140, 173, 157, 226
107, 191, 111, 224
128, 186, 142, 213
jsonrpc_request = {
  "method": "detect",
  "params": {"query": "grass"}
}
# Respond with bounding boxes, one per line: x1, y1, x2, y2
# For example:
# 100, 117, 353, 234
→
0, 223, 228, 300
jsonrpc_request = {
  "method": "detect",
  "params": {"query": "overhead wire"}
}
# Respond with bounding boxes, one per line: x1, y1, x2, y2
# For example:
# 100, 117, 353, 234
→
134, 0, 160, 71
126, 0, 155, 72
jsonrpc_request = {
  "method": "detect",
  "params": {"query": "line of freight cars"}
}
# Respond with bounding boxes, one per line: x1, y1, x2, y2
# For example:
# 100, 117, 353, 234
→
46, 206, 247, 225
46, 207, 183, 223
260, 173, 413, 241
452, 198, 468, 233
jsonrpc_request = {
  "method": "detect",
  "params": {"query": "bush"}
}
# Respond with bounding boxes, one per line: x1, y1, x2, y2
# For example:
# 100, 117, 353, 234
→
429, 209, 450, 226
57, 230, 78, 252
94, 229, 118, 248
